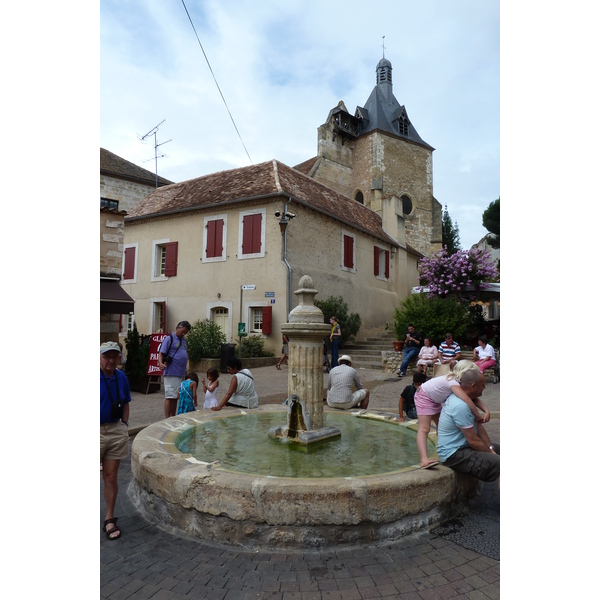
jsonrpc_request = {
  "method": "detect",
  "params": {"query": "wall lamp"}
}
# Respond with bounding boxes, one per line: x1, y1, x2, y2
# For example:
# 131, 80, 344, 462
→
275, 210, 296, 234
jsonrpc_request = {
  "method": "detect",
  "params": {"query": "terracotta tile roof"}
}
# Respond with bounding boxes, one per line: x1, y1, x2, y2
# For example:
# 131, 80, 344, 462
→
126, 159, 400, 247
100, 148, 174, 187
293, 156, 318, 175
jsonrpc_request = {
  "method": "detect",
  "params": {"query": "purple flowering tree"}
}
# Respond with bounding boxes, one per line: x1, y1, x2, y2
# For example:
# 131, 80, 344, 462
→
418, 247, 498, 298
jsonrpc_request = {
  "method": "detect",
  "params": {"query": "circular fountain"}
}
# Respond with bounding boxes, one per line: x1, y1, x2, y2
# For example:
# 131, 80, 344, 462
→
130, 276, 476, 549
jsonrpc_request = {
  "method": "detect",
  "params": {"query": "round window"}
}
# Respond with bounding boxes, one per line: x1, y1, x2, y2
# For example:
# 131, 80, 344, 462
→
401, 195, 413, 215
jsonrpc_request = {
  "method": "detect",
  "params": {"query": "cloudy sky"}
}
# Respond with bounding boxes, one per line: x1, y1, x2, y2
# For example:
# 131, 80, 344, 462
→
100, 0, 499, 249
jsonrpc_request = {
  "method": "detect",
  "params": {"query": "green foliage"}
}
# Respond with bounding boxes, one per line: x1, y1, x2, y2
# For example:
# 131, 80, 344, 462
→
442, 204, 461, 254
241, 335, 275, 358
314, 295, 361, 347
482, 198, 500, 248
186, 319, 227, 361
393, 294, 471, 347
125, 323, 148, 377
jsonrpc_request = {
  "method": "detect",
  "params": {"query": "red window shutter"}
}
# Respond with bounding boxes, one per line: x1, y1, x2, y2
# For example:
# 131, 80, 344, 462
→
343, 235, 354, 269
262, 305, 272, 334
206, 219, 224, 258
374, 246, 379, 276
123, 246, 136, 280
385, 250, 390, 279
164, 242, 178, 276
242, 214, 262, 254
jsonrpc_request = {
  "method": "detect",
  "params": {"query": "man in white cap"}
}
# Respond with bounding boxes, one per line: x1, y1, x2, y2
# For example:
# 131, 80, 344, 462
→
326, 355, 370, 409
100, 341, 131, 540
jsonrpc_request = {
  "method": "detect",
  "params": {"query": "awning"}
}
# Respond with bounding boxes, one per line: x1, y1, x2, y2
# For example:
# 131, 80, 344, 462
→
100, 279, 135, 314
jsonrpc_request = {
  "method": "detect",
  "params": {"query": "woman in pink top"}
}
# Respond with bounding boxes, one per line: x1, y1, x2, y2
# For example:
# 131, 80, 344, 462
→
416, 337, 438, 374
414, 360, 490, 468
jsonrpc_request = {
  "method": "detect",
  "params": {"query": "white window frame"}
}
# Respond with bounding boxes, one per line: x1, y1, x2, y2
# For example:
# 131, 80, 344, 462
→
122, 242, 138, 283
238, 208, 266, 259
244, 300, 270, 337
203, 214, 227, 263
151, 238, 170, 282
149, 297, 167, 333
341, 229, 356, 274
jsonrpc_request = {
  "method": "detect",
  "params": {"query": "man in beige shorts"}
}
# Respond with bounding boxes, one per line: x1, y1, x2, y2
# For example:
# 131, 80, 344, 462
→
100, 341, 131, 540
326, 355, 370, 409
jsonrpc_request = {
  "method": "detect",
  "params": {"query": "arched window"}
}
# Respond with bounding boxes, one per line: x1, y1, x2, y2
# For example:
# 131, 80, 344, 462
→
401, 195, 413, 215
355, 191, 364, 205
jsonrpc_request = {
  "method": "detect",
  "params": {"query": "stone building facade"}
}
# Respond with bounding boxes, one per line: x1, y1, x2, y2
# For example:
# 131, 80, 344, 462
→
100, 149, 172, 342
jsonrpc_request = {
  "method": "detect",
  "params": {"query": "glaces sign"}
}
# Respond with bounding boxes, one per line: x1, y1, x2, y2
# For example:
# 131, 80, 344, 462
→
147, 333, 169, 375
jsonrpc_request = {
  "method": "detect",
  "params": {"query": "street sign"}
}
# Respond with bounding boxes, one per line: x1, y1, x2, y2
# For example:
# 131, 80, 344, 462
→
238, 322, 246, 335
241, 284, 256, 290
265, 292, 275, 297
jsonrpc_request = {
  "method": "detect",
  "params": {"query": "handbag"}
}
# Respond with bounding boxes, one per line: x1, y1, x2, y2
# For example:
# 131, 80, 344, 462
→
162, 333, 181, 365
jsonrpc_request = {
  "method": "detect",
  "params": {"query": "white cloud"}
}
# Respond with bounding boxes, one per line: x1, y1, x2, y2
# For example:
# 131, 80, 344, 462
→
100, 0, 499, 247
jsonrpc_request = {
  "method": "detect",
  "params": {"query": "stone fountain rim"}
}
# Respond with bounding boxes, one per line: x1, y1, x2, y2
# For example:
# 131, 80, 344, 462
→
129, 405, 477, 548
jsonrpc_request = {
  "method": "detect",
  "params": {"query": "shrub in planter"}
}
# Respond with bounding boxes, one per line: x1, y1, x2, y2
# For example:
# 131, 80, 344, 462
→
187, 319, 227, 361
125, 323, 148, 377
241, 335, 275, 358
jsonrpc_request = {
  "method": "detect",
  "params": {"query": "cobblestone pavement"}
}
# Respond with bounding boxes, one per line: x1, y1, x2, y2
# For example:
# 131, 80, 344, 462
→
101, 365, 500, 599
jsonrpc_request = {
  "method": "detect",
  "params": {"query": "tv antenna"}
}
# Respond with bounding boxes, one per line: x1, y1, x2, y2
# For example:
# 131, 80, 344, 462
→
138, 120, 172, 187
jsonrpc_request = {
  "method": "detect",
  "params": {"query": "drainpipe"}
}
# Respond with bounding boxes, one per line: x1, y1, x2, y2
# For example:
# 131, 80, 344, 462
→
283, 197, 292, 317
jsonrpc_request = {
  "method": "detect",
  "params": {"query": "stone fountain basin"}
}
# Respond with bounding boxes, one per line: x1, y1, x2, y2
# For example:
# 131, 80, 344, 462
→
130, 405, 477, 549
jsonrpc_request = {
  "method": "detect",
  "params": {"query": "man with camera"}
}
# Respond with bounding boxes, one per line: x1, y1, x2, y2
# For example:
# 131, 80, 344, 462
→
158, 320, 191, 418
100, 341, 132, 541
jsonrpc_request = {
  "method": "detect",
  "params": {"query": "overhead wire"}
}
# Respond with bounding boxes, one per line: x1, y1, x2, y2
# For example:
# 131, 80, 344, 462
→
180, 0, 253, 164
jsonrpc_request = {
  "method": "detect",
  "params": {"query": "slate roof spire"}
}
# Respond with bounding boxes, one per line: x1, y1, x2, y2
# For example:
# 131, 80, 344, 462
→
356, 57, 433, 150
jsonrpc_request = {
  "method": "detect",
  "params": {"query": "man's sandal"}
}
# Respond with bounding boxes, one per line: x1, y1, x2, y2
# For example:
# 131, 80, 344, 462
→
103, 517, 121, 540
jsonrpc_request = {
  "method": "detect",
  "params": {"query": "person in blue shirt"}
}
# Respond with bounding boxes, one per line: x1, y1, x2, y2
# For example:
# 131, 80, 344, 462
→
100, 341, 132, 540
158, 320, 191, 418
436, 369, 500, 488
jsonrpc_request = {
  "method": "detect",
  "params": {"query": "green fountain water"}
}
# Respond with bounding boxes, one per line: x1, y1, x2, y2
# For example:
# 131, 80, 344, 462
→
176, 412, 429, 478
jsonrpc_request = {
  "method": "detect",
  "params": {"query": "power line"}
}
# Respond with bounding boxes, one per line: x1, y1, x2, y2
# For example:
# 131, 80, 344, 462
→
180, 0, 253, 165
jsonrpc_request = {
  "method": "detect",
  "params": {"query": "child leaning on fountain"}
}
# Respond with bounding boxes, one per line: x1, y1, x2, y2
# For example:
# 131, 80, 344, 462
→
414, 360, 490, 469
176, 372, 199, 414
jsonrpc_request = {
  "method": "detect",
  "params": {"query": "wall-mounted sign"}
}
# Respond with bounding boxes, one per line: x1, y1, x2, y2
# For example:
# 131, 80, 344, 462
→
265, 292, 275, 297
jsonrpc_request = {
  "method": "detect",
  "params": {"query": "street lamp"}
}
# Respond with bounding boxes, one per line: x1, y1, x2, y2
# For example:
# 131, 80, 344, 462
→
279, 214, 289, 234
275, 207, 296, 316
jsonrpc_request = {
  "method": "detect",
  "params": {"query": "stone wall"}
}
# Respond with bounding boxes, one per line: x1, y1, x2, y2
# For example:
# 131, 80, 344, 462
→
312, 120, 441, 259
100, 174, 157, 214
100, 208, 126, 277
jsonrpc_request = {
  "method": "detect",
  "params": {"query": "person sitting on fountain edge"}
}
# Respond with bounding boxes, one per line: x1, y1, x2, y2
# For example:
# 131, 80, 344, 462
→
211, 357, 259, 410
436, 369, 500, 488
326, 355, 369, 410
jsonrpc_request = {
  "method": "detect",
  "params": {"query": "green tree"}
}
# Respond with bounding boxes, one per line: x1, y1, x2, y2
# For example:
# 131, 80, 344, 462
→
186, 319, 226, 361
482, 197, 500, 249
393, 293, 471, 347
314, 295, 361, 347
124, 323, 148, 376
441, 204, 461, 254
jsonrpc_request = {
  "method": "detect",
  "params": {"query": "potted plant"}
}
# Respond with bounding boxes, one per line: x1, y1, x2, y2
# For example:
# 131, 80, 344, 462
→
392, 340, 404, 352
